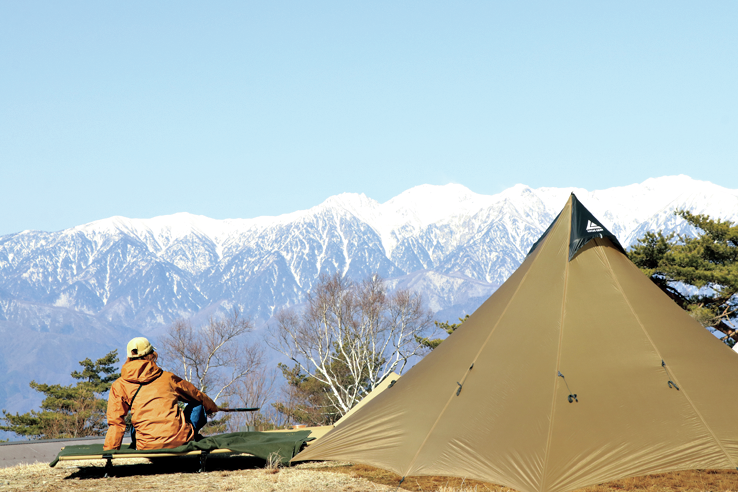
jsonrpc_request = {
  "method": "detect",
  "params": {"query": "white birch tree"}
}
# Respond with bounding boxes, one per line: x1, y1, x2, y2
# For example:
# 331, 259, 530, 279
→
269, 273, 434, 417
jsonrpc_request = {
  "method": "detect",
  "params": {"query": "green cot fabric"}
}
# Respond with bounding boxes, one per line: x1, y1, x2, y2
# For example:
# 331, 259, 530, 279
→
49, 431, 312, 467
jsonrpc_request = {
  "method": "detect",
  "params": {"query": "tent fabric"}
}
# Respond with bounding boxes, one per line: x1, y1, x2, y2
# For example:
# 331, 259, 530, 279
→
293, 195, 738, 492
50, 431, 312, 467
527, 209, 562, 257
334, 372, 401, 427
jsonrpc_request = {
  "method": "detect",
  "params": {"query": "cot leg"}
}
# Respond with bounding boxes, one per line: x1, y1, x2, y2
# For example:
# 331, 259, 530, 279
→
198, 452, 209, 473
103, 457, 113, 478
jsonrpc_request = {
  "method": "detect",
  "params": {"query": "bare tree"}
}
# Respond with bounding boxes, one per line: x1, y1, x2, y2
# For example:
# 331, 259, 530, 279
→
269, 273, 434, 418
158, 308, 264, 403
224, 367, 279, 432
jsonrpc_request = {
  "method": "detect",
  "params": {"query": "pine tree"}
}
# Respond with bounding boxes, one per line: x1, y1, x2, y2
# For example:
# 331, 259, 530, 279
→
273, 362, 339, 427
629, 210, 738, 345
415, 315, 470, 351
0, 351, 120, 439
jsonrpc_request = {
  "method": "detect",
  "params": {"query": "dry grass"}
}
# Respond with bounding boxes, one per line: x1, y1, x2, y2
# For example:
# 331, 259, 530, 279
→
316, 463, 738, 492
579, 469, 738, 492
0, 457, 395, 491
0, 458, 736, 492
313, 463, 500, 491
265, 451, 284, 473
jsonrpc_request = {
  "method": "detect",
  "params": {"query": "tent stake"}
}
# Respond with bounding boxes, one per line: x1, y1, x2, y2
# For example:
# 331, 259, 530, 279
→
394, 476, 406, 491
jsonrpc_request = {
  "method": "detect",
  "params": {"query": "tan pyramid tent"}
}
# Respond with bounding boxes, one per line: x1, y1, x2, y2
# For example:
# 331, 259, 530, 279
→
294, 194, 738, 492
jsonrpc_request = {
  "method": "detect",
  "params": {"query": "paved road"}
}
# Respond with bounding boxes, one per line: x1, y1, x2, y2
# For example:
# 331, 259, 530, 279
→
0, 437, 131, 468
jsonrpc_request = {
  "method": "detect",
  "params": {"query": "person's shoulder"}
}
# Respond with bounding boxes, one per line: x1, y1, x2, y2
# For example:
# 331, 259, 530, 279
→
162, 370, 184, 383
108, 376, 127, 395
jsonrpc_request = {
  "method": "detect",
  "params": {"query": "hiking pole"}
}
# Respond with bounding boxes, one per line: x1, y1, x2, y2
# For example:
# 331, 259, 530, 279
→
217, 407, 261, 412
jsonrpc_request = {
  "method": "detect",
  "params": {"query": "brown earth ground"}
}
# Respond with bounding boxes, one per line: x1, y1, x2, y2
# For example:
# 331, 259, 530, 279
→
0, 456, 736, 492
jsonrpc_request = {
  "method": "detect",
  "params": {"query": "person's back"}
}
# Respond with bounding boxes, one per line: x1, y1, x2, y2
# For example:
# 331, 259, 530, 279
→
103, 338, 218, 451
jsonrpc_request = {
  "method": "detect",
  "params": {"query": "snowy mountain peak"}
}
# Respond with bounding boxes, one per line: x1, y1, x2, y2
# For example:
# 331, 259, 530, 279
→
382, 183, 494, 227
640, 174, 705, 190
72, 212, 237, 247
318, 192, 381, 218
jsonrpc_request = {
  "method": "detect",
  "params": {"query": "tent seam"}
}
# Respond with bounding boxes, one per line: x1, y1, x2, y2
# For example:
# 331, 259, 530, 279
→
538, 209, 572, 492
400, 205, 567, 480
598, 239, 737, 470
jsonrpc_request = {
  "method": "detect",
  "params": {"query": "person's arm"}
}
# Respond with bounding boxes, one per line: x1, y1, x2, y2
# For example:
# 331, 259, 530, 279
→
171, 375, 219, 414
103, 382, 129, 450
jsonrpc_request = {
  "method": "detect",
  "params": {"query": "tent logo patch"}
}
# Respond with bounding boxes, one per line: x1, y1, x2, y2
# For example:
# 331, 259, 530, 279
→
586, 220, 603, 233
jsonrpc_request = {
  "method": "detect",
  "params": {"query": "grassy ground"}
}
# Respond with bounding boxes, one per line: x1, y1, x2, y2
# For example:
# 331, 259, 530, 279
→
318, 463, 738, 491
0, 457, 395, 492
0, 457, 736, 492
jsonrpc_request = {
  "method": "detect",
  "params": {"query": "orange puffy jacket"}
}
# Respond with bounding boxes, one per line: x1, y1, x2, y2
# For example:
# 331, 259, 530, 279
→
103, 359, 218, 450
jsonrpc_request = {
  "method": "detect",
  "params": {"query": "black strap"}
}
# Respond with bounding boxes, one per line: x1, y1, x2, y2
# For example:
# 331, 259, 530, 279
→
129, 383, 145, 408
128, 372, 161, 409
127, 384, 145, 450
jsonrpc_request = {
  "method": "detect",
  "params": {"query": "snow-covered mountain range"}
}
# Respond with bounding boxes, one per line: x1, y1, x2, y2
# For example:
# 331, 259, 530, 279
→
1, 175, 737, 416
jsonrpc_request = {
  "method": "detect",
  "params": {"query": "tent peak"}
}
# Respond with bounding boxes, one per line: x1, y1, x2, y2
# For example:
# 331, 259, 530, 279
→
527, 194, 626, 260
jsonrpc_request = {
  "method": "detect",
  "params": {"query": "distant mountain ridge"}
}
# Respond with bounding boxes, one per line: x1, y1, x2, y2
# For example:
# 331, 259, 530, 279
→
1, 175, 737, 416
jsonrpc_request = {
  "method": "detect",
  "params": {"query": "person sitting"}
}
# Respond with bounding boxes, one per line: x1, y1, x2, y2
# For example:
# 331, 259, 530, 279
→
103, 337, 219, 450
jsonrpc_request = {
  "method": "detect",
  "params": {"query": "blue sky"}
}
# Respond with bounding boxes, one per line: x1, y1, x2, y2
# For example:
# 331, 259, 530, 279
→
1, 2, 736, 235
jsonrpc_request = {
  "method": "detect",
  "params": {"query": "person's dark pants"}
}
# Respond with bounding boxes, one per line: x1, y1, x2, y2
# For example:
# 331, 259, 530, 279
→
130, 403, 207, 448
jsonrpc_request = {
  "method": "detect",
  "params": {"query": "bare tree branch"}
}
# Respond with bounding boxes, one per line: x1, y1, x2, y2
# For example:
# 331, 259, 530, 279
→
158, 308, 264, 403
268, 273, 435, 418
